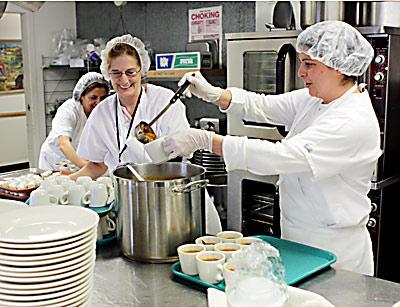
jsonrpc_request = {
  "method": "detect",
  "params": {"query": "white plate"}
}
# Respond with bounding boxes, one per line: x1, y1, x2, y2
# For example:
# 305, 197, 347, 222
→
42, 290, 91, 307
0, 274, 90, 301
0, 226, 96, 250
0, 199, 29, 214
0, 254, 95, 283
0, 282, 91, 307
0, 228, 96, 255
0, 235, 96, 262
0, 271, 91, 295
0, 241, 95, 267
0, 206, 99, 243
0, 265, 93, 291
0, 249, 95, 274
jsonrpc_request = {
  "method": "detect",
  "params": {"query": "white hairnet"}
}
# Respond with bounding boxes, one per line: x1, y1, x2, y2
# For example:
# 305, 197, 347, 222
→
100, 34, 151, 81
72, 72, 109, 103
296, 21, 374, 76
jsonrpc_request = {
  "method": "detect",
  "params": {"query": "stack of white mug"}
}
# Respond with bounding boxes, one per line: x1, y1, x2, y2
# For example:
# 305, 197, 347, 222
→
177, 231, 263, 287
30, 175, 114, 208
177, 231, 287, 307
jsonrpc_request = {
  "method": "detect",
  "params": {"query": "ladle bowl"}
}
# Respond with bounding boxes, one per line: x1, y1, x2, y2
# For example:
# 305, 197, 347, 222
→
134, 74, 194, 144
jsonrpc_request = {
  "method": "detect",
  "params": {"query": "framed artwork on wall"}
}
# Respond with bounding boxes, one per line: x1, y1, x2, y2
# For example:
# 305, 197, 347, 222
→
0, 40, 24, 93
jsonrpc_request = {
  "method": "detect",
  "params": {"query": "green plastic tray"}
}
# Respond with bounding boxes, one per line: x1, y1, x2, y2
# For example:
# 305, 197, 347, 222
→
171, 235, 336, 291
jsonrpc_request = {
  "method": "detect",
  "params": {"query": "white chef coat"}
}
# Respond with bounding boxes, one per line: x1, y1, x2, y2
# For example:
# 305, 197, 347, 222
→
77, 84, 191, 174
221, 86, 381, 275
38, 98, 88, 170
78, 83, 222, 235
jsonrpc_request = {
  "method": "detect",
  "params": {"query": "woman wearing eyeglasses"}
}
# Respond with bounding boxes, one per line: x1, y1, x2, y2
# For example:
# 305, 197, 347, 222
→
70, 34, 190, 180
71, 34, 221, 234
71, 34, 222, 235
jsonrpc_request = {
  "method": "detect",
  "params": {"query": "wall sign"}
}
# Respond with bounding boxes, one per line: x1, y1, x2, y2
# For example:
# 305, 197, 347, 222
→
188, 5, 222, 42
155, 52, 200, 70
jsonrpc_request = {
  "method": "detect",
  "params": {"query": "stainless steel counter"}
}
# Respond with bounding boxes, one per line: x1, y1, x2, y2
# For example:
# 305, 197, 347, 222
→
92, 243, 400, 307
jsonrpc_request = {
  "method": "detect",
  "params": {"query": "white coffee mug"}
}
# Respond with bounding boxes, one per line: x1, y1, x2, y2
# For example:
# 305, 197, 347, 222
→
144, 137, 169, 164
30, 189, 58, 207
100, 215, 116, 235
76, 176, 93, 191
46, 184, 69, 205
96, 177, 115, 203
97, 215, 116, 240
96, 177, 113, 189
61, 179, 76, 192
56, 175, 71, 185
217, 231, 243, 243
83, 182, 108, 207
195, 236, 223, 251
196, 251, 225, 284
177, 244, 206, 276
40, 178, 58, 191
235, 237, 264, 249
223, 258, 240, 288
67, 184, 86, 206
214, 242, 242, 260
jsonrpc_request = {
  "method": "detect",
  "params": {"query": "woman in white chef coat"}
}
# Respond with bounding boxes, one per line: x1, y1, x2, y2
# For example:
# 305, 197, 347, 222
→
71, 34, 221, 234
163, 21, 381, 275
38, 72, 109, 170
70, 34, 190, 179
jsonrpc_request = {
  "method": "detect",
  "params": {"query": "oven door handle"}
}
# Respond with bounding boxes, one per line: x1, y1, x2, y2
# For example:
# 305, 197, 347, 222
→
276, 43, 296, 94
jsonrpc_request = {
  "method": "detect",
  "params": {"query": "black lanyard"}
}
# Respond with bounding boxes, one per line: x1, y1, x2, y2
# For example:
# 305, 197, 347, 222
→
115, 88, 143, 163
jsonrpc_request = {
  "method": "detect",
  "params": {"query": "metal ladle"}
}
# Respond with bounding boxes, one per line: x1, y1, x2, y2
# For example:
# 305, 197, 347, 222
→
126, 164, 145, 181
134, 74, 194, 144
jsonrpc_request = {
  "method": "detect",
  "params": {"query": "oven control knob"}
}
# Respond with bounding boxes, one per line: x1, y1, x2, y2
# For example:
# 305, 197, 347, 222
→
370, 202, 378, 212
367, 218, 377, 228
374, 72, 385, 82
374, 55, 385, 64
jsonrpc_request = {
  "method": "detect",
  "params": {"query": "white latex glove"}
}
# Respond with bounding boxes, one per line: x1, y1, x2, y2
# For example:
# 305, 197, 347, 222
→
178, 71, 223, 104
163, 128, 215, 159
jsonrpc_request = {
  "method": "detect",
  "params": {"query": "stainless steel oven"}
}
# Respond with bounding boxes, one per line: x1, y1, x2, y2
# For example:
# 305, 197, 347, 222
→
357, 26, 400, 282
225, 30, 303, 141
225, 31, 303, 237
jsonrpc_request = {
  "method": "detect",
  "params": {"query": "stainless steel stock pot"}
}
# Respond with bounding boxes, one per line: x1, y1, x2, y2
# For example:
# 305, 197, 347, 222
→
113, 162, 208, 263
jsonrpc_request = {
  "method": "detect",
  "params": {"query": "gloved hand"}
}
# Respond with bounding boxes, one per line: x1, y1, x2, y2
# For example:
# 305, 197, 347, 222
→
163, 128, 215, 159
178, 71, 223, 104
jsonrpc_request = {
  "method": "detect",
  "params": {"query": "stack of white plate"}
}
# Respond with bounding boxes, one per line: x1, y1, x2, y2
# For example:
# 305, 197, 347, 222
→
0, 206, 99, 307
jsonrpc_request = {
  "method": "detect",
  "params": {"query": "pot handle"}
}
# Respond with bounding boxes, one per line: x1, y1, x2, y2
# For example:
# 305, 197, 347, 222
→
172, 179, 209, 193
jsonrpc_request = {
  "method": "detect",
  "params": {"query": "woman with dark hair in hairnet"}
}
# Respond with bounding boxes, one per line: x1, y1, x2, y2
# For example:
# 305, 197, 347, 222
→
164, 21, 381, 275
38, 72, 109, 170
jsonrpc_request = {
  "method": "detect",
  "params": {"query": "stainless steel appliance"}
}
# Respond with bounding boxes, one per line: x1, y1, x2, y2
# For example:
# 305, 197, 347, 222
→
113, 162, 207, 263
357, 26, 400, 282
225, 30, 302, 141
225, 31, 303, 236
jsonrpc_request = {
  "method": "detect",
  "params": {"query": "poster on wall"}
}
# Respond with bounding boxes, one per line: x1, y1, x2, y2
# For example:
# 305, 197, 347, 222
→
0, 40, 24, 93
188, 5, 222, 68
188, 5, 222, 42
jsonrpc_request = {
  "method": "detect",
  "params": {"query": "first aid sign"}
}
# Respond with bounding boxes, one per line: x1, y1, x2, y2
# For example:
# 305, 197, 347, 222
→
156, 52, 200, 70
